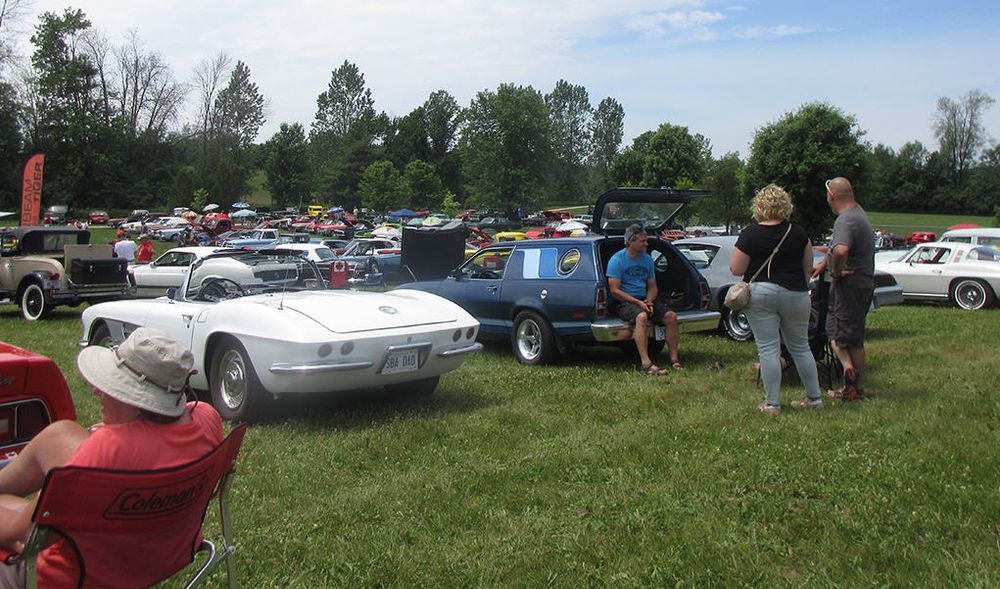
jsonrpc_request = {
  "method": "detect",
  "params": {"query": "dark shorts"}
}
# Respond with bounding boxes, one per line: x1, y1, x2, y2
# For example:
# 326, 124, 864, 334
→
616, 299, 670, 324
826, 273, 874, 349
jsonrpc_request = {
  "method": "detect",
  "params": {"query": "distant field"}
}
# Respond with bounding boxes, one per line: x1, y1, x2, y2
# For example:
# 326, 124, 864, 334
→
867, 211, 995, 236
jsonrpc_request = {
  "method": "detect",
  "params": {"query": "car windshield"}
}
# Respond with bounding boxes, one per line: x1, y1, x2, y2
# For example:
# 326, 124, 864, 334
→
598, 200, 684, 234
184, 252, 324, 301
313, 247, 335, 261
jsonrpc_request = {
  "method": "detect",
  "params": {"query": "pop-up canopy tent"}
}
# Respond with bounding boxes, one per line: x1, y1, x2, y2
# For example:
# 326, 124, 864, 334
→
401, 220, 466, 281
387, 208, 420, 222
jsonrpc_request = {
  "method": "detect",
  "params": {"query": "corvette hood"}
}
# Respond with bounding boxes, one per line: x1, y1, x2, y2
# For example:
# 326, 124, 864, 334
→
251, 290, 463, 334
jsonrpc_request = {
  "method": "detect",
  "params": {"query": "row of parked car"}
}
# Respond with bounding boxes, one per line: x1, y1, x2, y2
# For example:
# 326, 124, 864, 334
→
5, 191, 998, 427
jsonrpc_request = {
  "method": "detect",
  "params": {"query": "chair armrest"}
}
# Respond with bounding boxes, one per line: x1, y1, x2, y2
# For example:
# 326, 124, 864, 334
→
0, 546, 24, 565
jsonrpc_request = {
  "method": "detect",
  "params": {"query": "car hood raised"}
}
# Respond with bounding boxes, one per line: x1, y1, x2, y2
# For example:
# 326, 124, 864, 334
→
248, 290, 461, 334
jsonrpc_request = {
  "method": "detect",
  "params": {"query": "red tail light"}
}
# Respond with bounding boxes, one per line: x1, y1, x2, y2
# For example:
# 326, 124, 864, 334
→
700, 281, 711, 310
596, 287, 607, 318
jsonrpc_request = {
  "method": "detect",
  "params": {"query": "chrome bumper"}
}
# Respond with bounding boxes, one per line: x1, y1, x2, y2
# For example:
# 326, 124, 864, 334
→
591, 310, 721, 342
269, 360, 374, 374
437, 342, 483, 358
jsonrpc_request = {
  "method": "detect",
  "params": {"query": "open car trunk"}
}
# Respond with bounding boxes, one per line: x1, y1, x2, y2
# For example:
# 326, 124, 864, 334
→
597, 238, 701, 312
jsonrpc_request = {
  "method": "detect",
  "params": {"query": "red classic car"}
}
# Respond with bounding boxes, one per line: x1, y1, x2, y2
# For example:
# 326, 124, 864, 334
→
0, 342, 77, 466
905, 231, 938, 246
88, 210, 110, 224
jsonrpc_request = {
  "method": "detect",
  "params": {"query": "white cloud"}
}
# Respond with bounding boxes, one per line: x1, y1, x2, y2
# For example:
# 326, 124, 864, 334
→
627, 10, 727, 39
736, 24, 813, 38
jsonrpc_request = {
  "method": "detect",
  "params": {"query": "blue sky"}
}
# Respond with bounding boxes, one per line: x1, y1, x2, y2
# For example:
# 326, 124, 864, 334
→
11, 0, 1000, 158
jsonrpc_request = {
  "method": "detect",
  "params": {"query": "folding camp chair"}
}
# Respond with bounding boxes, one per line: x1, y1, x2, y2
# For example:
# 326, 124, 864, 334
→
0, 424, 247, 589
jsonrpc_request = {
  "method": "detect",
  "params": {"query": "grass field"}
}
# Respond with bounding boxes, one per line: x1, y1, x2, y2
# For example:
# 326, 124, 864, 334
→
1, 302, 997, 587
867, 211, 995, 236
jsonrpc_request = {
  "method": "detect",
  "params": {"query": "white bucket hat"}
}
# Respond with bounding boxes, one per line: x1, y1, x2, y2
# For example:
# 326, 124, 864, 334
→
77, 327, 194, 417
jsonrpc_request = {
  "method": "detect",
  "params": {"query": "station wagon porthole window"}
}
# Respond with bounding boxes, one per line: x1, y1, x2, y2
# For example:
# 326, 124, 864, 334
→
558, 248, 581, 275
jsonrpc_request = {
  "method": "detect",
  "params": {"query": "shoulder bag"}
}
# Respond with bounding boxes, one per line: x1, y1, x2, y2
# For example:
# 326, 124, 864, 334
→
724, 224, 793, 311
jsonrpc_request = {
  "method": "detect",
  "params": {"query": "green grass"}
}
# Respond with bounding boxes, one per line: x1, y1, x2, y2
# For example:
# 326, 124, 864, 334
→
1, 302, 997, 587
867, 211, 995, 236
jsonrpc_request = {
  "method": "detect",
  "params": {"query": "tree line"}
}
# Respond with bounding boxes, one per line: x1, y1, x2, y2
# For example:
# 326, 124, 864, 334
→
0, 7, 997, 239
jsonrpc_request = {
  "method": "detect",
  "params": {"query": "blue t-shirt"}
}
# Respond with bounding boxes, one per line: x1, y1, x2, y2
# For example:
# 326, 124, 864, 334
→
606, 248, 655, 298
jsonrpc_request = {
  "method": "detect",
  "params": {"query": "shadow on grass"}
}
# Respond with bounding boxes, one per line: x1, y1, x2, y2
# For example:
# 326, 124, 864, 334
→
256, 384, 497, 431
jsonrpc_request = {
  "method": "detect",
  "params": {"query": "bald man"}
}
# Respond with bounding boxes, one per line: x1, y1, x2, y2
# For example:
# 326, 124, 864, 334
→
814, 177, 874, 400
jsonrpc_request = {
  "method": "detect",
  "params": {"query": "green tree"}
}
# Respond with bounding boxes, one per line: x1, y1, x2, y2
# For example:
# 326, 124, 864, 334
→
546, 79, 591, 202
610, 124, 709, 189
383, 108, 430, 169
358, 160, 405, 213
693, 152, 748, 233
460, 83, 552, 210
745, 102, 869, 240
589, 97, 624, 193
933, 89, 995, 188
312, 60, 376, 137
441, 190, 461, 217
311, 60, 385, 206
643, 123, 709, 187
214, 60, 265, 148
0, 82, 21, 209
27, 8, 102, 208
421, 90, 462, 194
263, 123, 311, 210
403, 159, 445, 210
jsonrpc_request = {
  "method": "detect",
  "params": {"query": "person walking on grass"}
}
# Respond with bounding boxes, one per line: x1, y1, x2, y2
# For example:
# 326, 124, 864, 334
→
730, 184, 823, 414
607, 224, 682, 376
813, 177, 875, 401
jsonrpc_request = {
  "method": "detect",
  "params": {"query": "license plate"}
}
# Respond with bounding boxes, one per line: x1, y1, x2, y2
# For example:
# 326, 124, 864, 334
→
382, 349, 420, 374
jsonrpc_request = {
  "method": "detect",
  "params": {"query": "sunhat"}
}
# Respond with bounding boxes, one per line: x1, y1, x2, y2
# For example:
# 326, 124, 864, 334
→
77, 327, 194, 417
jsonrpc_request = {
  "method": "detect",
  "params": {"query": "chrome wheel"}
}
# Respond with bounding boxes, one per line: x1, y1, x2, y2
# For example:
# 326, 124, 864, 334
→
511, 310, 558, 365
516, 318, 543, 362
722, 307, 753, 341
952, 278, 993, 310
217, 349, 248, 411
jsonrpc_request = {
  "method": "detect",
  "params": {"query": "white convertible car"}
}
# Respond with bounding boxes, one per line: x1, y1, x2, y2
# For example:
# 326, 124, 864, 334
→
876, 241, 1000, 310
80, 250, 482, 421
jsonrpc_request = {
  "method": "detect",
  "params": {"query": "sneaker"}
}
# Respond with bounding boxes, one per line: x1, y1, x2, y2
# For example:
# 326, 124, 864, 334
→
791, 396, 824, 409
758, 402, 781, 415
828, 385, 863, 401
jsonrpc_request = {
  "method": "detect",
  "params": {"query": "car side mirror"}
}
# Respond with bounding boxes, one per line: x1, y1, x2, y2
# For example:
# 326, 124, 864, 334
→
166, 287, 178, 300
449, 268, 464, 279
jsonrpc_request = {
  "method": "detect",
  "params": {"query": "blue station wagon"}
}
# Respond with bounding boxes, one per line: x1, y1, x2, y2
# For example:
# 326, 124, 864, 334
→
399, 188, 720, 364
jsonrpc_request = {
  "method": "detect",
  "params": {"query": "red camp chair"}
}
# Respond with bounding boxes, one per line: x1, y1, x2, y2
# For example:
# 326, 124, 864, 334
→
0, 424, 247, 589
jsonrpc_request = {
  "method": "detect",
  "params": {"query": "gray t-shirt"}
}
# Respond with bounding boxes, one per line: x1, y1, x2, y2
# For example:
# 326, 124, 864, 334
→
829, 205, 874, 277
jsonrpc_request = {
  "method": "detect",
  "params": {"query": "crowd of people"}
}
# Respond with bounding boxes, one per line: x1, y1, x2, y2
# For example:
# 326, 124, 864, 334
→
608, 176, 875, 414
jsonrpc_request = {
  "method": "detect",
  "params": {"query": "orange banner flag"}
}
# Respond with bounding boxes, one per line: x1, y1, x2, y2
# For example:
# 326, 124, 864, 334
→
20, 153, 45, 227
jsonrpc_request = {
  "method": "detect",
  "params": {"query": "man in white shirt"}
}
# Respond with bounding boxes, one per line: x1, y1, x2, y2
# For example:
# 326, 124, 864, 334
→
113, 233, 138, 263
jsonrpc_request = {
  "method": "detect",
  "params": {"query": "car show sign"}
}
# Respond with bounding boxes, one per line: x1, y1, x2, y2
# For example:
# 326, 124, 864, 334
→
20, 153, 45, 227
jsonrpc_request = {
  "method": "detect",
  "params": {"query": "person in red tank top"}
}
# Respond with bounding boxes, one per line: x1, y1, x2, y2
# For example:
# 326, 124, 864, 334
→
0, 328, 223, 588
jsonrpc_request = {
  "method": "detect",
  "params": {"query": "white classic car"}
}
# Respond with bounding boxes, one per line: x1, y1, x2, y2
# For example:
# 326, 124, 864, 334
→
81, 250, 482, 421
129, 246, 235, 296
876, 241, 1000, 310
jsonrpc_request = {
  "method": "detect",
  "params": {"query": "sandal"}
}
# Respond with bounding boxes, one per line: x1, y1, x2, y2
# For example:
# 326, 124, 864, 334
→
671, 361, 683, 370
640, 363, 669, 376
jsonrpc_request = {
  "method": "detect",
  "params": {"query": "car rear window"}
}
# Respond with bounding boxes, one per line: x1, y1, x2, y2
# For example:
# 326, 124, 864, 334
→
558, 248, 581, 275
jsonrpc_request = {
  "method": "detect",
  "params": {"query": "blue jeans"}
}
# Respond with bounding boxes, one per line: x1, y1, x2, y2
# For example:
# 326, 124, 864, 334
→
746, 282, 822, 406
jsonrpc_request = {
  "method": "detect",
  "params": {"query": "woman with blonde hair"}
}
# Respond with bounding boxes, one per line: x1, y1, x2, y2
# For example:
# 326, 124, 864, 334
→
730, 184, 822, 414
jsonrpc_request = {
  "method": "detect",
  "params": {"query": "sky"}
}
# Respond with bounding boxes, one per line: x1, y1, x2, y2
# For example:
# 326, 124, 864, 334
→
7, 0, 1000, 158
